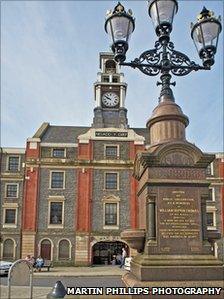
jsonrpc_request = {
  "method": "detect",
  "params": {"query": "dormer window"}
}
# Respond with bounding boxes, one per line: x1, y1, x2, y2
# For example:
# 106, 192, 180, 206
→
105, 60, 116, 74
52, 148, 65, 158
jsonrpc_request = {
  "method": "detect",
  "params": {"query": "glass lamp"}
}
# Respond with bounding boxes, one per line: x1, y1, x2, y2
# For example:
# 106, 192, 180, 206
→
191, 7, 222, 67
148, 0, 178, 41
105, 2, 135, 63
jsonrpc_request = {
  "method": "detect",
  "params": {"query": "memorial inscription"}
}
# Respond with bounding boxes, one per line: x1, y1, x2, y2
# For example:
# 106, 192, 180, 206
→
159, 190, 201, 254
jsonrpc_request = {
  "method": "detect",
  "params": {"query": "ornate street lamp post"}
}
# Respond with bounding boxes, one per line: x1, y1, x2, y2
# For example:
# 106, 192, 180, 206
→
105, 2, 222, 101
104, 1, 223, 285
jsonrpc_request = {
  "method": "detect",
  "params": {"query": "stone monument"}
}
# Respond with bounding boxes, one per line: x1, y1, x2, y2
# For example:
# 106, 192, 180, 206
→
121, 82, 223, 283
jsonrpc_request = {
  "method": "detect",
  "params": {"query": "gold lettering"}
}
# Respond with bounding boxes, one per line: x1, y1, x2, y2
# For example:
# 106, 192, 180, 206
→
160, 194, 200, 240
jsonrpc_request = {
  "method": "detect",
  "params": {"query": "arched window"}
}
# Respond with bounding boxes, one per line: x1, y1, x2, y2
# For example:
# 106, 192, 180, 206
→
3, 239, 14, 259
58, 239, 70, 260
105, 60, 116, 73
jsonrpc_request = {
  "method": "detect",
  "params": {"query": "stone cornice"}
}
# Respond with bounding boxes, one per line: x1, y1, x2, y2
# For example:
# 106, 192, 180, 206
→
1, 148, 25, 154
0, 173, 24, 179
137, 180, 210, 196
133, 141, 215, 180
27, 137, 41, 143
40, 143, 78, 147
25, 158, 134, 169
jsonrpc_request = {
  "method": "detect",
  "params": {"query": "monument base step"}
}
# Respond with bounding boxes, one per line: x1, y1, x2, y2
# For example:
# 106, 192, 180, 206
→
131, 254, 224, 281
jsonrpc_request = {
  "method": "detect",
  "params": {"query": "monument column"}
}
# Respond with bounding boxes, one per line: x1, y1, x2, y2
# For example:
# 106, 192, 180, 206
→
122, 82, 223, 282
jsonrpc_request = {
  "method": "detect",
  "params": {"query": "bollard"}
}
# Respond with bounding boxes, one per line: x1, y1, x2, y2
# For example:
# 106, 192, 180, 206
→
46, 281, 67, 298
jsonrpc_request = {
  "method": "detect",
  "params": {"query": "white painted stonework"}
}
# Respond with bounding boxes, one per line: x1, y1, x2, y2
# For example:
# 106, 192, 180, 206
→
78, 128, 145, 145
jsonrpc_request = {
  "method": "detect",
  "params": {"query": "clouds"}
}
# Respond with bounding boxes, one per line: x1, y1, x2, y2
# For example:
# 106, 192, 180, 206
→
1, 1, 223, 152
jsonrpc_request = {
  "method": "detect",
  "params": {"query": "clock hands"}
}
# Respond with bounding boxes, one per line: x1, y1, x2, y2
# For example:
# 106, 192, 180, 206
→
105, 95, 111, 100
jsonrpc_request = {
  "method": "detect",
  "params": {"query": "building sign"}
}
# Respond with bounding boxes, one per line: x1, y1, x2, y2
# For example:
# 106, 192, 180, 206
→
95, 131, 128, 138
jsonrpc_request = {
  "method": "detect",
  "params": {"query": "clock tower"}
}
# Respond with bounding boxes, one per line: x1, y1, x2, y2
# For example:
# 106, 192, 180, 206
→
92, 52, 128, 128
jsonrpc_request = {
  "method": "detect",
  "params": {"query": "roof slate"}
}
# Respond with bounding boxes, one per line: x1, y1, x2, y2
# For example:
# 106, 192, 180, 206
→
40, 126, 90, 143
39, 125, 149, 144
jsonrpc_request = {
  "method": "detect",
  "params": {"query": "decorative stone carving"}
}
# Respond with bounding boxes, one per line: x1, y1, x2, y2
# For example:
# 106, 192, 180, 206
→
161, 152, 194, 165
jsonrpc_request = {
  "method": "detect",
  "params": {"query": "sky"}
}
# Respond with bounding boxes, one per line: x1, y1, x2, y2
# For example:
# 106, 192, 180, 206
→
1, 0, 223, 152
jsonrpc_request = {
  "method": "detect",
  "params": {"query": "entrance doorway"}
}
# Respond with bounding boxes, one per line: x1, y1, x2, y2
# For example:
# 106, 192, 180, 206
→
40, 239, 51, 260
92, 241, 128, 265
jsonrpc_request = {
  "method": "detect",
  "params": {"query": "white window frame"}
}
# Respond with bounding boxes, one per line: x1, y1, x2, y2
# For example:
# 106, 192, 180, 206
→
210, 162, 214, 176
5, 183, 19, 198
102, 195, 120, 230
51, 148, 66, 158
49, 171, 65, 189
48, 197, 65, 229
57, 238, 72, 260
104, 172, 119, 191
206, 207, 217, 230
104, 144, 120, 159
3, 207, 18, 228
207, 187, 215, 202
7, 155, 20, 171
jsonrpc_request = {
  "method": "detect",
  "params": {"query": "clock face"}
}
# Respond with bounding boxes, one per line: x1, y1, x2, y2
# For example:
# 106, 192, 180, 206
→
102, 92, 119, 107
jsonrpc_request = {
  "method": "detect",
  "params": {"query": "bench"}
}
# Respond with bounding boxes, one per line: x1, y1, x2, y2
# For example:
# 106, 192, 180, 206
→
42, 260, 53, 271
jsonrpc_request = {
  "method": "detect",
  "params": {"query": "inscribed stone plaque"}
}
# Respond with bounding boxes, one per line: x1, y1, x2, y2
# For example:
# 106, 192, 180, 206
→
158, 188, 201, 254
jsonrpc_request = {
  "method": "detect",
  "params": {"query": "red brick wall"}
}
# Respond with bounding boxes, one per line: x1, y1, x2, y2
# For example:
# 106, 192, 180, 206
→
76, 141, 93, 232
22, 142, 40, 231
26, 142, 40, 159
129, 142, 145, 228
219, 160, 224, 178
76, 168, 92, 232
22, 167, 39, 231
78, 141, 93, 160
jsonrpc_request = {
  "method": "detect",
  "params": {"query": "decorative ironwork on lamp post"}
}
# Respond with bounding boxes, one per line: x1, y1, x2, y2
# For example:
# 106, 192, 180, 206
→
105, 1, 222, 102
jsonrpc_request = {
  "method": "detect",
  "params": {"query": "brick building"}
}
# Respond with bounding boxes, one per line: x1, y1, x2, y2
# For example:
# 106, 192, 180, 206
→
206, 153, 224, 259
0, 52, 223, 265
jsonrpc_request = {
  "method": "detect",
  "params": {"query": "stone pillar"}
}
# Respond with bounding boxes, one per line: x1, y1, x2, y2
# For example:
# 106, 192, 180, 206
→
95, 85, 101, 107
75, 234, 90, 266
147, 196, 156, 241
201, 196, 208, 241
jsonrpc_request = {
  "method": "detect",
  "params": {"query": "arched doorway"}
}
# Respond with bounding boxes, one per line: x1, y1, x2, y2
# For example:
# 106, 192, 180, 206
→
40, 239, 52, 260
92, 241, 129, 265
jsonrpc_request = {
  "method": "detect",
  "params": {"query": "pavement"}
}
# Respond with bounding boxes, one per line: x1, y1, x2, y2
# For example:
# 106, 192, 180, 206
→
0, 266, 127, 298
33, 265, 125, 277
